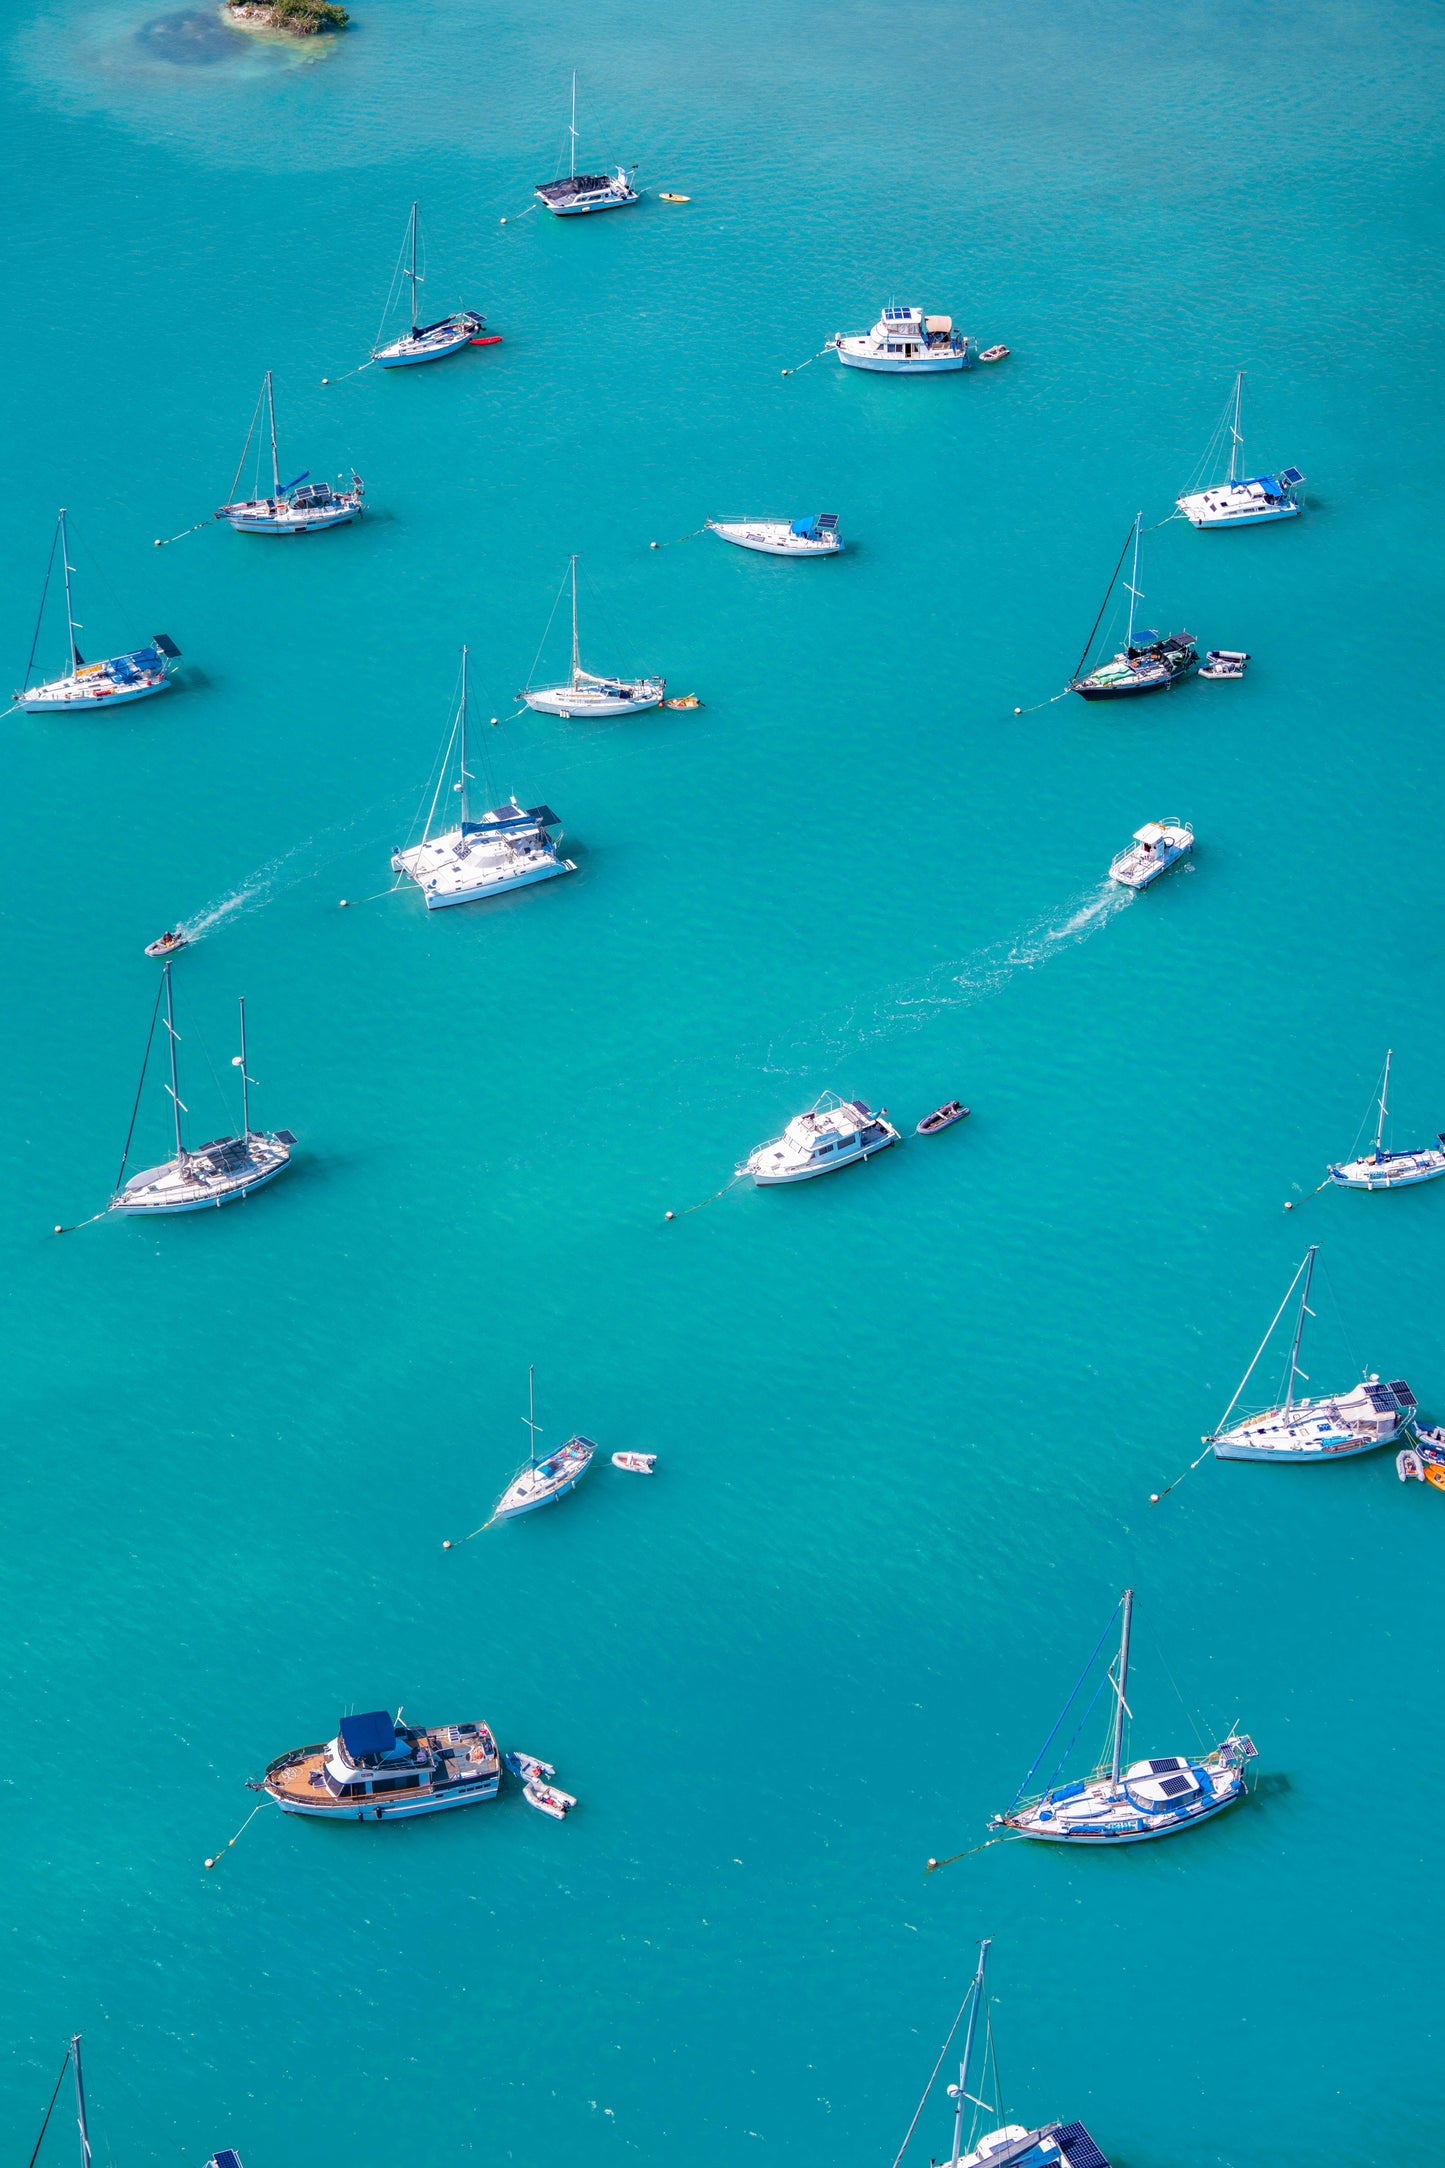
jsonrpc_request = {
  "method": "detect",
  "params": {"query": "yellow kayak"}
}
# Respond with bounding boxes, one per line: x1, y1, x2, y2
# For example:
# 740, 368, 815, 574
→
1426, 1464, 1445, 1494
659, 192, 690, 203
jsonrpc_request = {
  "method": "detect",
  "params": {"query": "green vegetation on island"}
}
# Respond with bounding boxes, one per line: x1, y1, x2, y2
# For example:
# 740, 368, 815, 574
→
227, 0, 350, 32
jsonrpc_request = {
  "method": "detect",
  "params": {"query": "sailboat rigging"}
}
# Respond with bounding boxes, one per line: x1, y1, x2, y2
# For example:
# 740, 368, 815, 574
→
1327, 1050, 1445, 1189
1068, 513, 1198, 700
391, 645, 576, 907
1205, 1246, 1417, 1460
489, 1366, 597, 1522
15, 509, 180, 712
109, 964, 296, 1215
534, 72, 640, 215
216, 371, 364, 534
522, 556, 665, 716
990, 1590, 1256, 1845
371, 202, 491, 368
1176, 371, 1303, 527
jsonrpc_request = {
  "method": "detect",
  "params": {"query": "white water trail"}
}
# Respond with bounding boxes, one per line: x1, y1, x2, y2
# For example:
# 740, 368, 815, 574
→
761, 881, 1133, 1076
172, 794, 414, 942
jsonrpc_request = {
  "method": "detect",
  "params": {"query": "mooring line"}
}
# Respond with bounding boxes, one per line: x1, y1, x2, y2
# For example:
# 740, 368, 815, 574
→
781, 344, 834, 376
1148, 1440, 1215, 1506
204, 1799, 265, 1871
924, 1834, 1011, 1873
649, 524, 711, 550
153, 521, 209, 548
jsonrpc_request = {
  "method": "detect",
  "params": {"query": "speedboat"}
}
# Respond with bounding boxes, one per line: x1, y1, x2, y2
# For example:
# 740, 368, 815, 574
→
1069, 514, 1196, 700
739, 1093, 899, 1184
261, 1709, 501, 1819
490, 1368, 597, 1522
1107, 819, 1193, 889
833, 306, 974, 373
16, 510, 180, 713
916, 1101, 968, 1134
1206, 1246, 1417, 1461
392, 649, 574, 908
109, 970, 295, 1216
611, 1450, 656, 1473
524, 1775, 576, 1817
216, 372, 363, 534
1328, 1051, 1445, 1189
709, 514, 841, 556
1177, 372, 1302, 527
522, 556, 664, 717
372, 203, 489, 367
535, 76, 639, 215
143, 929, 188, 959
992, 1589, 1256, 1846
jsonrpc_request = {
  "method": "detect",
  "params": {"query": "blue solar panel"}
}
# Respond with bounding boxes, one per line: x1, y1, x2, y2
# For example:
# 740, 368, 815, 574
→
1055, 2124, 1110, 2168
1389, 1379, 1417, 1408
209, 2151, 244, 2168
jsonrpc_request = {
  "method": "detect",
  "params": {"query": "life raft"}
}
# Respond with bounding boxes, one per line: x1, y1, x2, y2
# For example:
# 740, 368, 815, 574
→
977, 345, 1010, 363
916, 1101, 969, 1135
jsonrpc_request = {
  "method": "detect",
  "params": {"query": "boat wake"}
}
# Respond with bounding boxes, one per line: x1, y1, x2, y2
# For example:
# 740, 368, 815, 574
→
763, 881, 1132, 1074
173, 796, 409, 943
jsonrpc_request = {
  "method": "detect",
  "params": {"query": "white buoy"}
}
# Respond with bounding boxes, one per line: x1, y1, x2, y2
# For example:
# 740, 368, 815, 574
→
500, 216, 507, 224
321, 377, 329, 386
154, 538, 161, 547
53, 1224, 63, 1234
1149, 1493, 1160, 1504
205, 1856, 216, 1869
442, 1539, 453, 1550
1284, 1200, 1294, 1210
338, 899, 348, 909
664, 1210, 675, 1221
1014, 706, 1022, 715
650, 540, 659, 548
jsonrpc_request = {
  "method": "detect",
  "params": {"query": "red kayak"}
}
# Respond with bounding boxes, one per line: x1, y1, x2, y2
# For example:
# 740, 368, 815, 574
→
470, 334, 503, 346
916, 1101, 969, 1135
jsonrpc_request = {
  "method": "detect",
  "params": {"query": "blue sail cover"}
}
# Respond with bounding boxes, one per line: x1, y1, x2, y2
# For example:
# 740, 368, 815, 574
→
339, 1709, 396, 1761
790, 516, 820, 538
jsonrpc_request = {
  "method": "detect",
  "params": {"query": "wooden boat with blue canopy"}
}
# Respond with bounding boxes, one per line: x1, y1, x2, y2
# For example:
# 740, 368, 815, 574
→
261, 1708, 502, 1819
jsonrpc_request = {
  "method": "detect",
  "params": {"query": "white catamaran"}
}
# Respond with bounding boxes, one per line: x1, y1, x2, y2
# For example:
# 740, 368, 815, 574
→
392, 647, 575, 908
216, 372, 364, 534
522, 557, 665, 716
15, 509, 180, 712
490, 1367, 597, 1523
991, 1589, 1256, 1846
1205, 1246, 1417, 1461
1328, 1050, 1445, 1189
371, 201, 488, 368
1176, 371, 1303, 528
109, 966, 295, 1215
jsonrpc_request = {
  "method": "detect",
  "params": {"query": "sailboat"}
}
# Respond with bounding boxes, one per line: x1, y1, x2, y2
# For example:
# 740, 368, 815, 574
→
15, 509, 180, 713
371, 202, 488, 368
109, 965, 296, 1215
891, 1942, 1112, 2168
1205, 1246, 1417, 1460
391, 647, 575, 907
1328, 1050, 1445, 1189
215, 372, 364, 534
534, 72, 640, 214
522, 557, 665, 716
490, 1367, 597, 1522
990, 1590, 1256, 1845
1176, 371, 1303, 527
1068, 513, 1197, 699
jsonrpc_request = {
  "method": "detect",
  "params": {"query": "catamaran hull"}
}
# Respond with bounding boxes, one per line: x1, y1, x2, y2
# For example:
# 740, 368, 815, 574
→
111, 1157, 292, 1215
1010, 1789, 1244, 1844
19, 676, 173, 712
421, 860, 574, 908
1179, 502, 1300, 529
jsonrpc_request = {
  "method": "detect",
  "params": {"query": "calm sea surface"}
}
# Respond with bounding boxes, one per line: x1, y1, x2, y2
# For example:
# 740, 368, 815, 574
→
3, 0, 1444, 2160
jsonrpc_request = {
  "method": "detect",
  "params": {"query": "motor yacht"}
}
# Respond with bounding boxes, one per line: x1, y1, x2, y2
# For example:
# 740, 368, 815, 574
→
709, 514, 841, 556
261, 1709, 501, 1819
1108, 820, 1193, 889
739, 1093, 899, 1184
833, 305, 974, 372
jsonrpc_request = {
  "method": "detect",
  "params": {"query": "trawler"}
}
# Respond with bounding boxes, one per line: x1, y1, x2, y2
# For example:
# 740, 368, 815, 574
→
16, 510, 180, 712
889, 1943, 1112, 2168
833, 305, 974, 372
1069, 515, 1196, 700
490, 1368, 597, 1522
1328, 1050, 1445, 1189
261, 1708, 501, 1819
1206, 1246, 1417, 1461
216, 372, 363, 534
709, 514, 841, 556
372, 201, 488, 367
523, 557, 664, 716
109, 967, 295, 1215
535, 75, 640, 215
1107, 819, 1193, 889
392, 649, 574, 907
991, 1590, 1256, 1845
1177, 372, 1303, 527
739, 1093, 899, 1184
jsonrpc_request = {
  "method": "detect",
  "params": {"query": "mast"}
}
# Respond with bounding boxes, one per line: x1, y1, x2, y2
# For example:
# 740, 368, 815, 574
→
570, 71, 577, 179
162, 963, 187, 1170
408, 201, 419, 335
59, 509, 80, 672
71, 2036, 92, 2168
237, 997, 251, 1140
1229, 371, 1244, 484
523, 1365, 541, 1470
570, 554, 580, 683
459, 646, 470, 826
948, 1938, 992, 2167
1374, 1050, 1391, 1158
1109, 1588, 1134, 1793
1283, 1246, 1317, 1414
1124, 512, 1142, 649
265, 370, 280, 500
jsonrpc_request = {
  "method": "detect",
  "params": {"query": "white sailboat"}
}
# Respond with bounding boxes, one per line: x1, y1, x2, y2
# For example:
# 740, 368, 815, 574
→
1328, 1050, 1445, 1189
391, 647, 575, 908
522, 557, 665, 716
1176, 371, 1303, 527
216, 372, 364, 534
371, 202, 488, 368
1205, 1246, 1417, 1461
708, 514, 842, 556
991, 1590, 1256, 1845
15, 509, 180, 712
490, 1367, 597, 1522
110, 966, 295, 1215
534, 73, 640, 215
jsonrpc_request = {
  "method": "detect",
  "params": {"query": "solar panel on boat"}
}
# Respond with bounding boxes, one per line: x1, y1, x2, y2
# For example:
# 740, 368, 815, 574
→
1279, 467, 1304, 485
1148, 1757, 1185, 1774
209, 2151, 244, 2168
817, 514, 839, 530
1054, 2125, 1111, 2168
1366, 1383, 1400, 1412
1157, 1773, 1196, 1797
1389, 1380, 1417, 1408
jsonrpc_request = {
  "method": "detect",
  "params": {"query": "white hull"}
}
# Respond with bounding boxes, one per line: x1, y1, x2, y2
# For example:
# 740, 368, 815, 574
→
1329, 1148, 1445, 1189
393, 822, 574, 909
222, 503, 360, 534
1211, 1379, 1412, 1461
492, 1438, 597, 1521
20, 674, 172, 712
1009, 1787, 1242, 1844
749, 1135, 898, 1183
1177, 488, 1300, 528
709, 521, 841, 556
1109, 821, 1193, 890
112, 1136, 293, 1214
270, 1778, 499, 1819
525, 679, 664, 717
421, 859, 573, 908
374, 332, 472, 368
835, 343, 965, 373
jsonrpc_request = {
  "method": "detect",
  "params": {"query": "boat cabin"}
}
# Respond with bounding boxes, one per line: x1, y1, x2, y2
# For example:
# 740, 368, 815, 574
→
783, 1099, 890, 1162
317, 1711, 499, 1802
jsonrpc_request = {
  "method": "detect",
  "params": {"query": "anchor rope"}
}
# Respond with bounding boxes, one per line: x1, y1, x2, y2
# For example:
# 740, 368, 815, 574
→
205, 1799, 265, 1870
649, 524, 710, 550
154, 521, 209, 548
781, 344, 833, 376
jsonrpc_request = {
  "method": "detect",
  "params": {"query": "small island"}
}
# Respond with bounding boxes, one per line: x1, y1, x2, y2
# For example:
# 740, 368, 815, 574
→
227, 0, 349, 31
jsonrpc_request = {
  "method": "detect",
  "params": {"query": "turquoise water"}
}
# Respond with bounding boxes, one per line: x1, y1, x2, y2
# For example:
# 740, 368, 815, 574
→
4, 0, 1445, 2158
